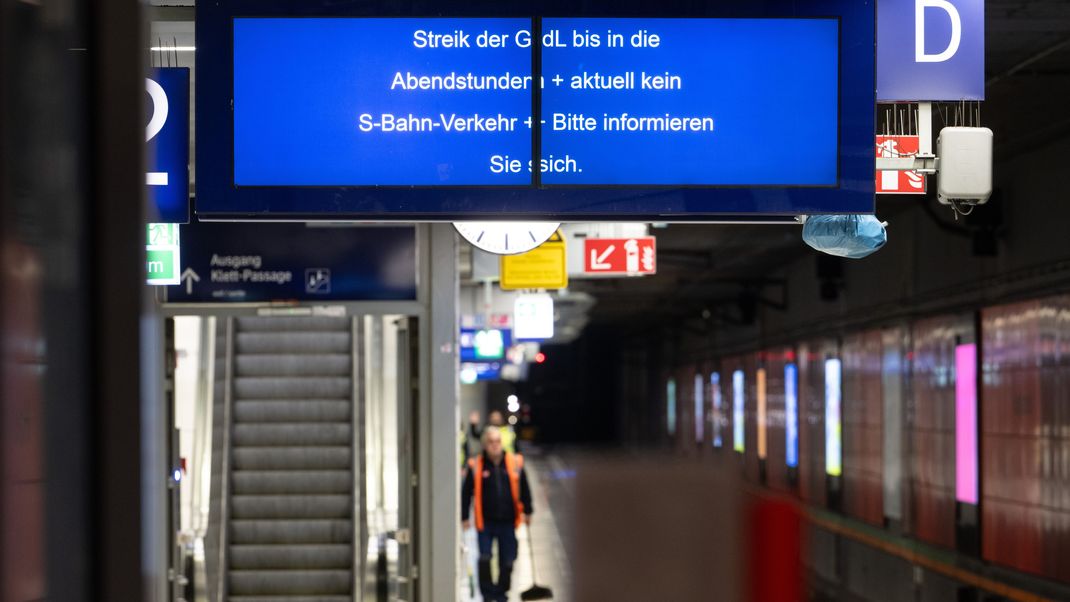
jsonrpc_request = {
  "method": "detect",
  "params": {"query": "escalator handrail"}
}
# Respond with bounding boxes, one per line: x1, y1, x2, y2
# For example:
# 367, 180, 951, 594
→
216, 317, 236, 601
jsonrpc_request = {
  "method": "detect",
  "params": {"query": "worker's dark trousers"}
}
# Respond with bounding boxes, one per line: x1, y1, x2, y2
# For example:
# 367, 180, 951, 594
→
477, 521, 518, 602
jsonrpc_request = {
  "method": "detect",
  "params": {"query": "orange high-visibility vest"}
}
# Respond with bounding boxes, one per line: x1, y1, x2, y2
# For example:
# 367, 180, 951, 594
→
468, 453, 525, 531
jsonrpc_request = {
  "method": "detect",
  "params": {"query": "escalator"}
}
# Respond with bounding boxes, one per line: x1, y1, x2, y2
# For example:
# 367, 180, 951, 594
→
207, 316, 358, 602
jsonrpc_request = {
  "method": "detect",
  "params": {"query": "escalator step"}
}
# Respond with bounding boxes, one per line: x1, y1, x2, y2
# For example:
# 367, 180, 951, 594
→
234, 377, 352, 400
230, 519, 352, 544
236, 354, 352, 377
236, 332, 350, 355
232, 470, 352, 495
231, 495, 352, 519
233, 424, 351, 446
228, 569, 351, 595
229, 597, 352, 602
234, 400, 351, 423
229, 544, 353, 570
236, 316, 350, 333
233, 447, 351, 470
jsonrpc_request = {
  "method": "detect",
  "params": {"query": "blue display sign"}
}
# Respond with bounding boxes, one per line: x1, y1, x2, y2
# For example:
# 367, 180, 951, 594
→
877, 0, 984, 101
234, 18, 531, 186
164, 223, 416, 303
197, 1, 874, 219
461, 362, 503, 383
459, 328, 514, 362
146, 68, 190, 223
541, 18, 838, 186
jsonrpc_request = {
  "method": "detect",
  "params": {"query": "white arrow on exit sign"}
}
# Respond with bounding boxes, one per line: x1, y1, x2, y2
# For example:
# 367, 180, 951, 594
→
589, 245, 615, 270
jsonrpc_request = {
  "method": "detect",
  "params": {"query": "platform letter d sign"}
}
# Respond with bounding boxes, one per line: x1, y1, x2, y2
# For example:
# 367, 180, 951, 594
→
916, 0, 961, 63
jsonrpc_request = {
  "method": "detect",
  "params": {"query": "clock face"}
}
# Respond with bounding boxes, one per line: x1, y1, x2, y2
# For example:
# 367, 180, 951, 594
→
453, 222, 561, 255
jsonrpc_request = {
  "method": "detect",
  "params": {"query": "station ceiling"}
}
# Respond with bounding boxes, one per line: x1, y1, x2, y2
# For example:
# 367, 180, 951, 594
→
147, 4, 1070, 330
574, 1, 1070, 329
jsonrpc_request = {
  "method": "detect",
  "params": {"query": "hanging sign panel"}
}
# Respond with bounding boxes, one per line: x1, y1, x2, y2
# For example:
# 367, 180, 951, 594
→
164, 223, 417, 303
500, 231, 568, 290
583, 237, 656, 275
876, 136, 927, 195
877, 0, 984, 101
146, 68, 190, 223
147, 223, 182, 285
197, 1, 874, 219
514, 294, 555, 340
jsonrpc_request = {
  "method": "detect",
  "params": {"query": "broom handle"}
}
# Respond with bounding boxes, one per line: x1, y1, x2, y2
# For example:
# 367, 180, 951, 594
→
527, 524, 538, 581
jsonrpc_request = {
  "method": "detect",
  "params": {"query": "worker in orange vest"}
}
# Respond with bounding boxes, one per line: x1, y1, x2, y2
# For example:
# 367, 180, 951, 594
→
461, 427, 533, 602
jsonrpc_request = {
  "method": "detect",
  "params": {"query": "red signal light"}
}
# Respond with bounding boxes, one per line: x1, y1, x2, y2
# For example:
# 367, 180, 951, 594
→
535, 352, 546, 364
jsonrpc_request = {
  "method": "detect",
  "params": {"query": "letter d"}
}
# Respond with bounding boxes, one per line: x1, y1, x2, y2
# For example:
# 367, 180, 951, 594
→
915, 0, 961, 63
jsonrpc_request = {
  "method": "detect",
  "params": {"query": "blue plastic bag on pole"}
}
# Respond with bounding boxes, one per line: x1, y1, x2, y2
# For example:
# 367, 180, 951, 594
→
802, 215, 887, 259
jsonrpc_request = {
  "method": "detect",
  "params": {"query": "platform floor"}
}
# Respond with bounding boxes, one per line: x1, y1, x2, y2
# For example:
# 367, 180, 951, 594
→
460, 449, 573, 602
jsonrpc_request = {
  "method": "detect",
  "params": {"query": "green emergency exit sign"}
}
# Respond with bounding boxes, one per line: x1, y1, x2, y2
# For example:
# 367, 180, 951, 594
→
147, 223, 181, 285
147, 249, 176, 280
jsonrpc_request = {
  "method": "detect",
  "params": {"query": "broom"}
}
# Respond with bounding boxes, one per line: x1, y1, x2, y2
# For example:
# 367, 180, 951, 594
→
520, 525, 553, 601
462, 542, 475, 599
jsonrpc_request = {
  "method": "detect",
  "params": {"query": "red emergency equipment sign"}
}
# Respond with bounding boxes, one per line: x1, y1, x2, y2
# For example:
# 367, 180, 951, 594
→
876, 135, 927, 195
583, 237, 657, 275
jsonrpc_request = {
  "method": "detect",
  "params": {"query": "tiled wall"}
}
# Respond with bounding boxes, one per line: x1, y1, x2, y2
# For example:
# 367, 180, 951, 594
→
740, 353, 761, 483
709, 365, 728, 453
982, 296, 1070, 583
720, 355, 752, 474
1, 243, 45, 602
657, 295, 1070, 587
842, 329, 884, 526
798, 341, 829, 507
764, 348, 794, 493
907, 316, 965, 548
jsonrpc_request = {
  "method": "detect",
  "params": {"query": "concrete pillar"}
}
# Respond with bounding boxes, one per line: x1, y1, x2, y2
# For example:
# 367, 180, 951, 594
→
418, 224, 459, 602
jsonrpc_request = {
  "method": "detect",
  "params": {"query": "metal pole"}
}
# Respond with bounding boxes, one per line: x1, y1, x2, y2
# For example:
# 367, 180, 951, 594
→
418, 224, 459, 602
918, 102, 933, 158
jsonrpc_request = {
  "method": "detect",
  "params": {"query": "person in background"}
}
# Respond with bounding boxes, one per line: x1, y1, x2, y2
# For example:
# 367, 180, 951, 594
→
487, 409, 519, 455
461, 410, 483, 470
462, 428, 533, 602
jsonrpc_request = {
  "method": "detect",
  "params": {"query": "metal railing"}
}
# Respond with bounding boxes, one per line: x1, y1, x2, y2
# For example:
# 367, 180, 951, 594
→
215, 317, 236, 602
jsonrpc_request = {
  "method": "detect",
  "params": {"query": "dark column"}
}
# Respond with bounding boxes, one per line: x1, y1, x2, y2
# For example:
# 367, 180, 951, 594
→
0, 1, 148, 601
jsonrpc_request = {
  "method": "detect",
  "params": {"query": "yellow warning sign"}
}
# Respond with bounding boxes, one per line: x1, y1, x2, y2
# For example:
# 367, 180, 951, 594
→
500, 231, 568, 290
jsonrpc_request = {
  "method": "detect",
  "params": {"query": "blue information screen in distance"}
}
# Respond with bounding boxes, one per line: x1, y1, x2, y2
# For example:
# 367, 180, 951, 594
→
541, 18, 839, 186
